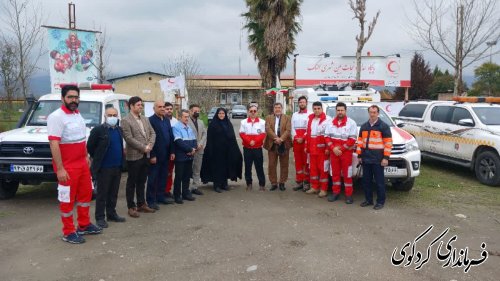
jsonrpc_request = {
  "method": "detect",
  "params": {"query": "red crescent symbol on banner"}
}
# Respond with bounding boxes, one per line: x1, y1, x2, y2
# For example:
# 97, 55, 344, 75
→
385, 104, 392, 112
167, 78, 175, 84
387, 61, 397, 73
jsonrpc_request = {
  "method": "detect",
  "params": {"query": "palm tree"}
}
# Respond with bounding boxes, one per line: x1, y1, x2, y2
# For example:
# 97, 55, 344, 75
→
243, 0, 303, 90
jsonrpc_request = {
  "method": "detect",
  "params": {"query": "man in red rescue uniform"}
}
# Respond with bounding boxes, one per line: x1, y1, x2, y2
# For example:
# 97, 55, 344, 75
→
239, 104, 266, 191
291, 96, 310, 191
48, 85, 102, 244
324, 102, 358, 204
305, 101, 331, 197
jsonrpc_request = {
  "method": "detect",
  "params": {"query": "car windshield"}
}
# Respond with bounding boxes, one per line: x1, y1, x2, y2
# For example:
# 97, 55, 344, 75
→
209, 107, 218, 113
27, 100, 102, 127
233, 105, 246, 110
473, 107, 500, 125
326, 105, 394, 127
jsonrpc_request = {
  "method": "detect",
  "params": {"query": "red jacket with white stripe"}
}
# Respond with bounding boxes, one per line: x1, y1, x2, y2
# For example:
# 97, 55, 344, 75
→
305, 113, 330, 155
239, 117, 266, 149
324, 116, 358, 153
291, 109, 309, 142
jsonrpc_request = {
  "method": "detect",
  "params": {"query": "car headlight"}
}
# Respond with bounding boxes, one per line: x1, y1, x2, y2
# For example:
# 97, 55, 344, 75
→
405, 139, 419, 152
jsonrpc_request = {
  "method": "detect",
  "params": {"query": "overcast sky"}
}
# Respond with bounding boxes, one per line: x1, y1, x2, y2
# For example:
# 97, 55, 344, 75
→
2, 0, 498, 79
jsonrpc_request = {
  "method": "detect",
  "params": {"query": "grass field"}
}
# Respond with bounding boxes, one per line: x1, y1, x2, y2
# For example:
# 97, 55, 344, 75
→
388, 158, 500, 211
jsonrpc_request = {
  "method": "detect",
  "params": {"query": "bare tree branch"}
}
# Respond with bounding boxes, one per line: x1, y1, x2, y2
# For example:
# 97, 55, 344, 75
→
409, 0, 500, 95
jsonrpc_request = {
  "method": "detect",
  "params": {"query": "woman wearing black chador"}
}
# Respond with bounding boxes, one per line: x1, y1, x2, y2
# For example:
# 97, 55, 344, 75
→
201, 108, 243, 192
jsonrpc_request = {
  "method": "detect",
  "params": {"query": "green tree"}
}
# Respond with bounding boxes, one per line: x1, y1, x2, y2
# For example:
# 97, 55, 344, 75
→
242, 0, 302, 89
469, 62, 500, 96
395, 53, 433, 100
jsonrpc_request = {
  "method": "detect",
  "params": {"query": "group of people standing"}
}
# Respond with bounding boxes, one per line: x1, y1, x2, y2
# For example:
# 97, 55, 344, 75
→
47, 85, 393, 245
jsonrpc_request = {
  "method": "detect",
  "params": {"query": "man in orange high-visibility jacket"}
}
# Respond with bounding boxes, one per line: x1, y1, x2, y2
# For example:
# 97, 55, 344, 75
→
357, 105, 392, 210
305, 101, 331, 198
324, 102, 357, 204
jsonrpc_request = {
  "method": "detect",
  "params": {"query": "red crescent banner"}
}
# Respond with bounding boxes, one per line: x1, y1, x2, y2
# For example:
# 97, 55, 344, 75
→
295, 55, 411, 87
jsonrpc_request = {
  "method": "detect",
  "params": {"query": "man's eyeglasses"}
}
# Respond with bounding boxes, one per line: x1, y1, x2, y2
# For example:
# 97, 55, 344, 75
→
106, 114, 118, 117
249, 110, 257, 113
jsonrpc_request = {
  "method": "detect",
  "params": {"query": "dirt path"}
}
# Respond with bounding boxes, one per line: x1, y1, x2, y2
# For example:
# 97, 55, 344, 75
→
1, 119, 498, 281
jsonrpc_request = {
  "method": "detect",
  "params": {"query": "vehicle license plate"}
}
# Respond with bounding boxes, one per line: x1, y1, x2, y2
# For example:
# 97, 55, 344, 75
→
10, 165, 44, 173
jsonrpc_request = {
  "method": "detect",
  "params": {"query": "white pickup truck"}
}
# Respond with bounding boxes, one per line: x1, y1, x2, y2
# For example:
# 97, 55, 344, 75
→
395, 100, 500, 186
0, 85, 131, 199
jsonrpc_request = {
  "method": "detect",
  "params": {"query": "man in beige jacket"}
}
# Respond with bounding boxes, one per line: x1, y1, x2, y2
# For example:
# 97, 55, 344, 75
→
188, 104, 207, 194
264, 103, 292, 191
121, 96, 156, 218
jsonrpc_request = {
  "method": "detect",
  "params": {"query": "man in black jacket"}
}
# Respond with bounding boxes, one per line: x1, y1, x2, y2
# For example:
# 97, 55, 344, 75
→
87, 107, 126, 228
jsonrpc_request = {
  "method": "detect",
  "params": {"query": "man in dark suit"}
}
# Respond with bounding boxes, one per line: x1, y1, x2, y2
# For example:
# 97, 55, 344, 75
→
147, 100, 176, 210
264, 102, 292, 191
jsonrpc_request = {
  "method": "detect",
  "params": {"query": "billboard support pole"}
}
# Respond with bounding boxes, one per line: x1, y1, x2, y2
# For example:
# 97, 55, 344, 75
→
68, 3, 76, 29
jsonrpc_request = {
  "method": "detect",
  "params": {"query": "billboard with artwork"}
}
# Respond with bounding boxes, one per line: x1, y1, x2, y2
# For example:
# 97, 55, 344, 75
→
295, 55, 411, 87
46, 27, 98, 93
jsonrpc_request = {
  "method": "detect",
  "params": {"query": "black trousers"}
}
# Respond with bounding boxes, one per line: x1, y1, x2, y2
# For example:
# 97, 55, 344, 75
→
174, 160, 193, 200
243, 148, 265, 187
146, 159, 169, 206
362, 163, 386, 205
95, 167, 121, 220
126, 156, 148, 209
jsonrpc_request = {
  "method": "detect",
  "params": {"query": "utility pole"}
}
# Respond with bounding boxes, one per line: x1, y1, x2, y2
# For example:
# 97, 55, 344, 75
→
486, 41, 497, 63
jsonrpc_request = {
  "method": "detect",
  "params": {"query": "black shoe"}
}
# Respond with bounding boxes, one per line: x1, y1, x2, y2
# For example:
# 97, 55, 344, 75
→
150, 204, 160, 211
374, 203, 384, 210
214, 186, 222, 193
158, 197, 175, 205
270, 185, 278, 191
165, 192, 173, 198
96, 219, 108, 228
327, 193, 340, 202
183, 195, 196, 201
293, 184, 303, 191
192, 189, 204, 195
279, 183, 286, 191
345, 196, 353, 204
360, 201, 374, 207
107, 214, 126, 222
221, 184, 229, 191
175, 198, 184, 204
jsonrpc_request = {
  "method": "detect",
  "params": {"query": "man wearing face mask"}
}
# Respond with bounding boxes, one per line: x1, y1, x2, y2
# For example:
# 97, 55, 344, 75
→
87, 107, 126, 228
188, 104, 206, 194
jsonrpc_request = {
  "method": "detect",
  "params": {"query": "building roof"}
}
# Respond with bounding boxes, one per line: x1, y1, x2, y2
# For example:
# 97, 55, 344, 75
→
192, 74, 294, 80
108, 71, 171, 82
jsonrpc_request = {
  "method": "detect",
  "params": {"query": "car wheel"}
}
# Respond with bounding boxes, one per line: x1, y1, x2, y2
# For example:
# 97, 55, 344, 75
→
392, 178, 415, 191
475, 151, 500, 186
0, 179, 20, 200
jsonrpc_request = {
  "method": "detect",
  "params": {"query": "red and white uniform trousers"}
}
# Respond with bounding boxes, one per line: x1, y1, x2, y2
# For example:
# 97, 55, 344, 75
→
291, 110, 310, 183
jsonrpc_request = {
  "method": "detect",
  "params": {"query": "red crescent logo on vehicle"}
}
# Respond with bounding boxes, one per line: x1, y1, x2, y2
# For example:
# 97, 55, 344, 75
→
385, 104, 392, 112
167, 78, 175, 84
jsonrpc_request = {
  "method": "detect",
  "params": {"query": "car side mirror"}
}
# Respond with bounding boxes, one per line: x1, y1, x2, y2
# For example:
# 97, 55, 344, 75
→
458, 119, 474, 127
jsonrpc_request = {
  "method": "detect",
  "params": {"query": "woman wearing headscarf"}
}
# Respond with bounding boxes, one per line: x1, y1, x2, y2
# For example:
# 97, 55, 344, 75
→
201, 108, 243, 193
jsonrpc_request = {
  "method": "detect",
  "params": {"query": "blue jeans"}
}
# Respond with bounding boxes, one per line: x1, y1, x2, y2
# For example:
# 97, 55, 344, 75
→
362, 163, 386, 205
146, 159, 169, 205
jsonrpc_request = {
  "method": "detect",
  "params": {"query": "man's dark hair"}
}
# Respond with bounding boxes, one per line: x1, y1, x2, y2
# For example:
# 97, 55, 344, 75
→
61, 85, 80, 98
273, 102, 283, 107
165, 102, 173, 108
128, 96, 143, 109
298, 96, 307, 102
189, 104, 200, 109
336, 102, 347, 110
312, 101, 322, 108
368, 105, 380, 113
181, 109, 190, 115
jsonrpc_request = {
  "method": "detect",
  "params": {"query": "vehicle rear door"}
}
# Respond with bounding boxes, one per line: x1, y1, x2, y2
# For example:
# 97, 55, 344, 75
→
422, 105, 453, 154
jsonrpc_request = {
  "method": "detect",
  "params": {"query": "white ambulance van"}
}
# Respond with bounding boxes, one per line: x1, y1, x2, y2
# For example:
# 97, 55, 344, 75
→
0, 84, 131, 199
